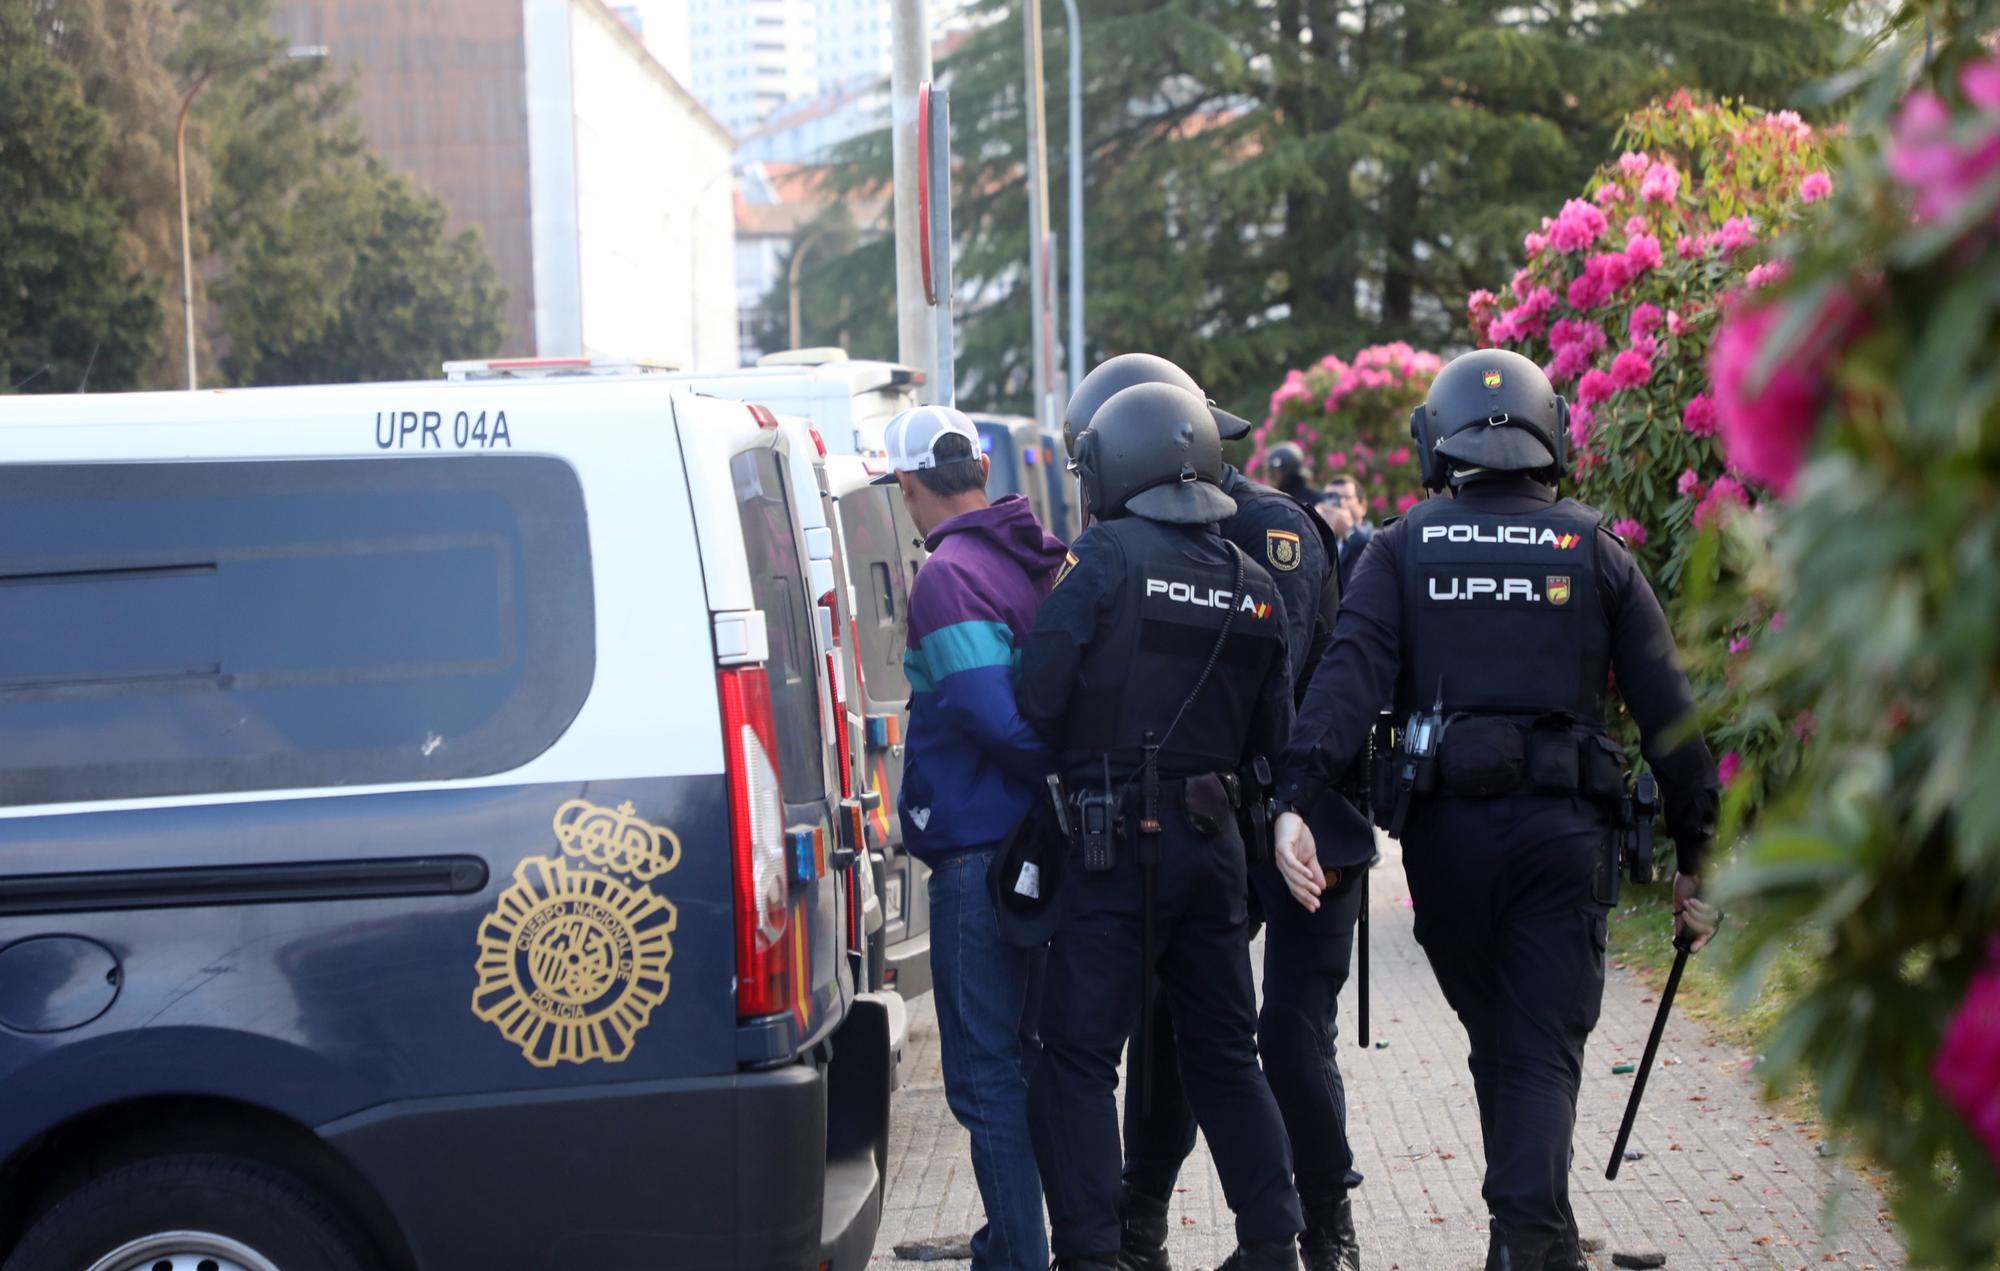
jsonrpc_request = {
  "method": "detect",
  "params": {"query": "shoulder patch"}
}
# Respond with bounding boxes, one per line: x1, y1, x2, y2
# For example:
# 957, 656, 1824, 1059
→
1052, 551, 1080, 589
1265, 528, 1301, 572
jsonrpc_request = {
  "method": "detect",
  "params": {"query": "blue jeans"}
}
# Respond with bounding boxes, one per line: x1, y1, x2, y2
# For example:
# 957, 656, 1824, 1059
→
928, 849, 1049, 1271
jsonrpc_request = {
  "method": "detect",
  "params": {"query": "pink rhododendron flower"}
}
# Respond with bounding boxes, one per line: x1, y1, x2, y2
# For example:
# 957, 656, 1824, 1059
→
1610, 517, 1648, 546
1487, 312, 1520, 345
1711, 290, 1865, 494
1567, 271, 1610, 311
1728, 636, 1749, 655
1799, 170, 1833, 203
1625, 233, 1663, 272
1676, 235, 1700, 260
1682, 393, 1718, 437
1548, 198, 1609, 253
1524, 230, 1549, 258
1769, 610, 1787, 633
1595, 182, 1624, 206
1640, 161, 1681, 204
1624, 214, 1648, 237
1371, 495, 1389, 513
1887, 77, 2000, 226
1510, 268, 1536, 301
1610, 347, 1653, 390
1928, 935, 2000, 1175
1745, 259, 1791, 291
1468, 290, 1498, 328
1550, 318, 1606, 353
1676, 468, 1705, 499
1934, 938, 2000, 1170
1326, 451, 1348, 469
1963, 56, 2000, 110
1568, 402, 1596, 450
1717, 752, 1742, 787
1718, 215, 1757, 256
1693, 474, 1747, 529
1548, 339, 1600, 384
1628, 304, 1664, 341
1576, 369, 1614, 409
1666, 309, 1687, 337
1619, 151, 1650, 177
1386, 446, 1411, 466
1767, 109, 1813, 141
1395, 492, 1422, 514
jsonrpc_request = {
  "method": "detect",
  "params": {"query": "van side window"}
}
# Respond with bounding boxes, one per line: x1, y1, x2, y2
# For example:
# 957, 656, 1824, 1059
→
0, 457, 595, 807
836, 488, 911, 701
730, 449, 826, 804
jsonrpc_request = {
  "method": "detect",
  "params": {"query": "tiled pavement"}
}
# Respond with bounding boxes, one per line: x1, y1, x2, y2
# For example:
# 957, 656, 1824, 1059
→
871, 834, 1904, 1269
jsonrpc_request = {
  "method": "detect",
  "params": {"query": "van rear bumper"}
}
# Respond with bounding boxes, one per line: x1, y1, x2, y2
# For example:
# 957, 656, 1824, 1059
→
320, 1003, 892, 1271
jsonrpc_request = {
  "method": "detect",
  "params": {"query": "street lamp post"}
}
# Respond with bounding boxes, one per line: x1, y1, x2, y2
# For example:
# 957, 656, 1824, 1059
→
1061, 0, 1083, 392
174, 46, 325, 390
788, 227, 831, 350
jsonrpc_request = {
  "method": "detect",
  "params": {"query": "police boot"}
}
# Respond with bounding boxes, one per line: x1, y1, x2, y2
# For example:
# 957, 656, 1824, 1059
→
1298, 1190, 1361, 1271
1542, 1228, 1588, 1271
1117, 1184, 1174, 1271
1482, 1222, 1553, 1271
1210, 1238, 1302, 1271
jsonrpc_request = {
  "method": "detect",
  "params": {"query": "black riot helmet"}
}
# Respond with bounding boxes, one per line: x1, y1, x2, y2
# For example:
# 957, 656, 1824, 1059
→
1411, 348, 1570, 491
1062, 353, 1253, 457
1072, 383, 1238, 525
1262, 441, 1311, 496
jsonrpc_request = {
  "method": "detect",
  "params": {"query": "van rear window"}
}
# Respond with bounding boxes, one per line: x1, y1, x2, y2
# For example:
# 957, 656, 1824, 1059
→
837, 488, 911, 701
0, 457, 593, 807
731, 448, 825, 805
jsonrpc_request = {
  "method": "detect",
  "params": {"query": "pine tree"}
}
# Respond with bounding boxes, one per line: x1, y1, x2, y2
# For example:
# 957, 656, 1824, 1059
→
0, 0, 160, 392
811, 0, 1843, 416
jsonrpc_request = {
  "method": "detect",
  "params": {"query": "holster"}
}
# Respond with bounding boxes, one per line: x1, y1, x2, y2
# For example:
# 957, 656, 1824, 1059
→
1236, 757, 1274, 865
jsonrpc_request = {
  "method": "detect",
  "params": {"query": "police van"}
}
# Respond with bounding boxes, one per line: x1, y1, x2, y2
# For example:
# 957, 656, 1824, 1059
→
0, 376, 893, 1271
666, 353, 934, 1000
970, 413, 1079, 544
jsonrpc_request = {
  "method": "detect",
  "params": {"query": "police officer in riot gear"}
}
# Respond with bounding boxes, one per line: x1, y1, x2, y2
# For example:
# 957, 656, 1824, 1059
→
1019, 381, 1305, 1271
1271, 349, 1720, 1271
1062, 355, 1369, 1271
1262, 442, 1327, 509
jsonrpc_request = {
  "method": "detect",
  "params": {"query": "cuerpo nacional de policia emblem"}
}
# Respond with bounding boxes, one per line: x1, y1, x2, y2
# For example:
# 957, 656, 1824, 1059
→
1265, 528, 1301, 572
1547, 575, 1573, 606
473, 799, 683, 1067
1483, 369, 1504, 389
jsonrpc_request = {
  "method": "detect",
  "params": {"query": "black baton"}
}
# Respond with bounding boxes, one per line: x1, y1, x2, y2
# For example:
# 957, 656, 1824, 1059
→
1607, 928, 1701, 1179
1356, 868, 1370, 1048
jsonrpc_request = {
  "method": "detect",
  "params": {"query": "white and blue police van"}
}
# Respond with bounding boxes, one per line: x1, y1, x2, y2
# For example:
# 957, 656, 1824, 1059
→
0, 372, 894, 1271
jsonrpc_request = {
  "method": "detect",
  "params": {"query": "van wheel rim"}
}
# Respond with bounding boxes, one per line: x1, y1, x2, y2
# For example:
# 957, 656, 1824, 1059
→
86, 1231, 280, 1271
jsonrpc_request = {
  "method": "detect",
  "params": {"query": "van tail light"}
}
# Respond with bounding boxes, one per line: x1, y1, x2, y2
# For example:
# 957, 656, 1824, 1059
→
820, 592, 854, 801
720, 667, 797, 1019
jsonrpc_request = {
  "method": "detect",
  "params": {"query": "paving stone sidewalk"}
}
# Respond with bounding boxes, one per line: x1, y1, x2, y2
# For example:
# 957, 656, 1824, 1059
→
871, 834, 1904, 1269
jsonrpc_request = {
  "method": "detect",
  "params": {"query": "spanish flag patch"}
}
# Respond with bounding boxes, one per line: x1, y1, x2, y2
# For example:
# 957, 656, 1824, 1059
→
1053, 551, 1079, 589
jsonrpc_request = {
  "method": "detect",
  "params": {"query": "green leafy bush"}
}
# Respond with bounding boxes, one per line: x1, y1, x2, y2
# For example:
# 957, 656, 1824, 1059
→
1707, 8, 2000, 1263
1470, 93, 1832, 794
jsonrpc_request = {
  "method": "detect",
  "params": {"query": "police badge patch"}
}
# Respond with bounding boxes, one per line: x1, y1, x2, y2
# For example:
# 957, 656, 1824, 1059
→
1265, 529, 1301, 572
1547, 575, 1572, 606
1053, 551, 1079, 588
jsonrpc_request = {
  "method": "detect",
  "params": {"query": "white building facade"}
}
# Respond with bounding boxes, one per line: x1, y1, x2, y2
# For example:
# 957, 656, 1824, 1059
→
686, 0, 820, 136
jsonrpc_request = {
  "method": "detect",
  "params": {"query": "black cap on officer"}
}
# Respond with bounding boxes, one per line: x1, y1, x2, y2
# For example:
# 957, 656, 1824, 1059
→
1063, 353, 1252, 457
1073, 382, 1238, 525
1411, 348, 1570, 490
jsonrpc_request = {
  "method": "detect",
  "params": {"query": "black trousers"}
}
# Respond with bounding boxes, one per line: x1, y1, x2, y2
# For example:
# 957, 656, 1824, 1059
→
1029, 809, 1303, 1257
1123, 858, 1366, 1201
1402, 793, 1612, 1238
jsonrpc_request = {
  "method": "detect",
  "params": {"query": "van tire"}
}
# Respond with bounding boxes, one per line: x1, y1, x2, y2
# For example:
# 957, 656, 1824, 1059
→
2, 1153, 373, 1271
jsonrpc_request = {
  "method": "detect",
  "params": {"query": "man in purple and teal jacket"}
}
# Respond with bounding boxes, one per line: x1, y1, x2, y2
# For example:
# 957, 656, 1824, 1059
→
876, 405, 1069, 1270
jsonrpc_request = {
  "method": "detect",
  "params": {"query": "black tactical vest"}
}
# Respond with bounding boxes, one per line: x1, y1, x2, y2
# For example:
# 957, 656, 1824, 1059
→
1061, 518, 1287, 777
1396, 495, 1611, 723
1222, 477, 1341, 674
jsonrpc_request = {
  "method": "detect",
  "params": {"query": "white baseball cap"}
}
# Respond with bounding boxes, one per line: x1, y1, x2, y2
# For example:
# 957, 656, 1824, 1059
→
870, 405, 984, 484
